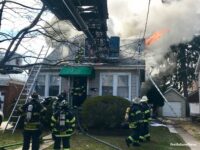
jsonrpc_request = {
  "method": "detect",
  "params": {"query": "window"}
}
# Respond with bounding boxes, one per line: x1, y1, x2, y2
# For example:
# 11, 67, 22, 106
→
117, 75, 129, 98
100, 73, 131, 100
49, 75, 60, 96
35, 75, 45, 96
102, 74, 113, 95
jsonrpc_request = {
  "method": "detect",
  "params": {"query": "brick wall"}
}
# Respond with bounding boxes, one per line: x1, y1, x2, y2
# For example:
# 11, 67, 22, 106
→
0, 83, 23, 117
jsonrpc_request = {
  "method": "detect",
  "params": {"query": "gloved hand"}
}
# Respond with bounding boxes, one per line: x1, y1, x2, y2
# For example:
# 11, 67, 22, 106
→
125, 113, 129, 121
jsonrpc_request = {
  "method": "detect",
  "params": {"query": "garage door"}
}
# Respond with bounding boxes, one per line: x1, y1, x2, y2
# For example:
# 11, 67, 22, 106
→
162, 102, 181, 117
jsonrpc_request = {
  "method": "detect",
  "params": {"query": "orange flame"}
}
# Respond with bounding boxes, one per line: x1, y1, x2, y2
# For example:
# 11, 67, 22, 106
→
145, 29, 169, 46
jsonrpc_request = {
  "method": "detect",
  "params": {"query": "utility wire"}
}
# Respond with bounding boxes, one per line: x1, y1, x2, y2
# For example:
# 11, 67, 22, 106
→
142, 0, 151, 39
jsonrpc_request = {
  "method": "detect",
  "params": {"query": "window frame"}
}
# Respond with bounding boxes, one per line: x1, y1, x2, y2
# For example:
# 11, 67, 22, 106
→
99, 72, 131, 100
37, 73, 61, 97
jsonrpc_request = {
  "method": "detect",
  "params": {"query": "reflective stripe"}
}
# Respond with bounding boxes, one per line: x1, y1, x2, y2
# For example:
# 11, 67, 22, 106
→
144, 133, 150, 138
41, 108, 46, 112
139, 136, 145, 140
128, 136, 134, 142
18, 107, 23, 112
145, 110, 150, 114
55, 134, 71, 137
136, 111, 141, 114
24, 122, 40, 130
33, 112, 40, 116
70, 117, 76, 123
67, 129, 73, 132
129, 123, 136, 128
51, 116, 56, 122
53, 128, 58, 132
66, 117, 76, 123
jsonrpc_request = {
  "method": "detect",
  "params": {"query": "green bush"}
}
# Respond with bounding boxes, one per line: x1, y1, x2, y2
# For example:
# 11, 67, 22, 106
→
81, 96, 130, 129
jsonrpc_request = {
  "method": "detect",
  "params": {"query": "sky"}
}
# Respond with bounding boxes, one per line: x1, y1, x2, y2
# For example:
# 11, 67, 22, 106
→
1, 0, 200, 70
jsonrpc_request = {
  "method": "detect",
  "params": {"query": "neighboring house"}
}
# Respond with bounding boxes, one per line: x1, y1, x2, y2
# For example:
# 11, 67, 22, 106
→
187, 91, 200, 116
159, 88, 186, 118
36, 38, 145, 104
0, 52, 23, 74
0, 74, 25, 117
193, 57, 200, 115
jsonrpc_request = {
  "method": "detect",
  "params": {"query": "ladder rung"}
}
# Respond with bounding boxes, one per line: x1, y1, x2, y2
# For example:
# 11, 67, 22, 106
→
4, 46, 49, 133
12, 116, 19, 118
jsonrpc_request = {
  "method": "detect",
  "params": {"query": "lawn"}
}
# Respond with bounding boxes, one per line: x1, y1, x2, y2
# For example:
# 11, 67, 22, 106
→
0, 126, 190, 150
45, 127, 190, 150
0, 130, 23, 150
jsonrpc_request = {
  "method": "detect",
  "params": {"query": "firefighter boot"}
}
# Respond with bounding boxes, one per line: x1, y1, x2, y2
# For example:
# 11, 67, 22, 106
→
133, 142, 140, 147
125, 138, 132, 147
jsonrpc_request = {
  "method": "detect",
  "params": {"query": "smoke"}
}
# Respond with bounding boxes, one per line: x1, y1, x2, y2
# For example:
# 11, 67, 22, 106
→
44, 18, 82, 48
108, 0, 200, 71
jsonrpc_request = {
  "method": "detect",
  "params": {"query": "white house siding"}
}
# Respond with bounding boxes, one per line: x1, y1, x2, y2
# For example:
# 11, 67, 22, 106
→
131, 72, 139, 100
189, 103, 200, 115
199, 73, 200, 103
88, 70, 100, 97
161, 89, 186, 118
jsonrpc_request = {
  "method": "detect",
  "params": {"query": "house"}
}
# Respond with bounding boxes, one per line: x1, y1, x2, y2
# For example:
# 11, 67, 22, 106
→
35, 38, 145, 105
192, 56, 200, 115
187, 91, 200, 116
0, 74, 25, 117
0, 51, 23, 74
160, 88, 186, 117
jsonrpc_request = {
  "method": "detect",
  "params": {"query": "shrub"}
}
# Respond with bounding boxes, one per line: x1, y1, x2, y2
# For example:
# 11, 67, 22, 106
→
81, 96, 130, 129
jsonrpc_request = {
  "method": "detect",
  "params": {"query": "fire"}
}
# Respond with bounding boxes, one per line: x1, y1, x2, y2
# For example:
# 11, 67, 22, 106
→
145, 29, 169, 46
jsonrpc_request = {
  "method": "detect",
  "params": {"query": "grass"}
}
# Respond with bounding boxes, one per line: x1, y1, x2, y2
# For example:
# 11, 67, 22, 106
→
0, 130, 23, 150
0, 130, 49, 149
0, 127, 190, 150
44, 127, 190, 150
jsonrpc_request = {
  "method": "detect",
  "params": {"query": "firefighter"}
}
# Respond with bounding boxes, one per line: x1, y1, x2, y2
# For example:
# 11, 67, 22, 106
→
52, 91, 67, 115
125, 97, 142, 147
70, 80, 86, 107
139, 96, 151, 142
18, 92, 46, 150
51, 99, 76, 150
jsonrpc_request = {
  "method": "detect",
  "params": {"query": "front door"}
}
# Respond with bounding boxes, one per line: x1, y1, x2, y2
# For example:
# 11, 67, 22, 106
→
71, 77, 87, 107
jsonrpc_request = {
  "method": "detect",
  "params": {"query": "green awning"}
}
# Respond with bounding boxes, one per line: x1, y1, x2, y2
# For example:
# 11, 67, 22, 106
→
59, 66, 94, 77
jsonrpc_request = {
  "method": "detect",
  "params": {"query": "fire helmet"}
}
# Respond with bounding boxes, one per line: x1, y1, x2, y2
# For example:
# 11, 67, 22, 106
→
140, 96, 148, 102
31, 92, 39, 99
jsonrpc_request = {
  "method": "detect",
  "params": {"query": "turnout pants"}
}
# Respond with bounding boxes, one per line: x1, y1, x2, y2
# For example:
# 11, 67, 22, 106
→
140, 122, 150, 141
54, 136, 70, 150
127, 124, 140, 145
22, 130, 41, 150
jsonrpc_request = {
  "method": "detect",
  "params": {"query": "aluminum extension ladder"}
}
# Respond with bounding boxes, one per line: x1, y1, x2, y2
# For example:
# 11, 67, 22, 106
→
4, 46, 49, 134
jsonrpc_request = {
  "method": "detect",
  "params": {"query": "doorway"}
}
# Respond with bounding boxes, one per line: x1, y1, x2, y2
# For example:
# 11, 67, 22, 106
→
71, 77, 87, 107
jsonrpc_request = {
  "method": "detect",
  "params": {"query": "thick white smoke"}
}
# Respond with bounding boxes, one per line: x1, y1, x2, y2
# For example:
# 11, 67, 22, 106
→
108, 0, 200, 69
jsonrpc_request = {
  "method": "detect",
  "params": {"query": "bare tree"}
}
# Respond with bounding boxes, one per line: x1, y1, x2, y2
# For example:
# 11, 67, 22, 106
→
0, 0, 82, 73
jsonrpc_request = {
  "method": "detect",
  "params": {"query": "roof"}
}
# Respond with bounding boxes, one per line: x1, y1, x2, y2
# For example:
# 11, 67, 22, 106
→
164, 88, 185, 99
44, 40, 146, 67
0, 74, 26, 86
187, 91, 199, 103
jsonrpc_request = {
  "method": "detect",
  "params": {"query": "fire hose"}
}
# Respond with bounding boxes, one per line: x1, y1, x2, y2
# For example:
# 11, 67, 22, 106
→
74, 108, 122, 150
